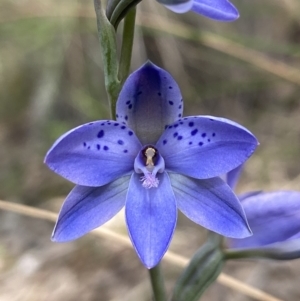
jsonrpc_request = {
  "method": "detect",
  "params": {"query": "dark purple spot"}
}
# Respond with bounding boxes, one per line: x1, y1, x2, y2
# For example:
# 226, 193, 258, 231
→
181, 98, 183, 102
191, 129, 198, 136
178, 105, 182, 109
199, 142, 203, 146
128, 104, 133, 109
104, 146, 109, 151
209, 119, 214, 121
163, 139, 167, 145
169, 126, 173, 129
121, 126, 126, 129
124, 150, 128, 153
177, 136, 183, 140
126, 100, 131, 105
202, 133, 206, 138
128, 131, 133, 136
208, 139, 211, 142
118, 140, 124, 145
114, 123, 119, 126
169, 101, 174, 105
116, 114, 119, 118
212, 133, 216, 137
180, 122, 183, 125
101, 123, 105, 125
189, 122, 194, 127
169, 86, 173, 89
97, 144, 100, 150
87, 146, 91, 150
165, 125, 168, 129
125, 116, 128, 120
183, 117, 188, 120
158, 92, 161, 96
173, 132, 178, 138
174, 124, 179, 128
189, 141, 193, 145
83, 142, 86, 147
97, 130, 104, 138
178, 114, 182, 117
137, 91, 142, 95
107, 122, 111, 125
89, 122, 94, 125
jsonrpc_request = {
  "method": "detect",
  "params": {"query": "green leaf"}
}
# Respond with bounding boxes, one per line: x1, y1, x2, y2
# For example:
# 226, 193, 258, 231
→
171, 233, 224, 301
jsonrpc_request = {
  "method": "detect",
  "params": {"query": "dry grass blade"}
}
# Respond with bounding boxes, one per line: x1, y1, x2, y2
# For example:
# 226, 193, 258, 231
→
0, 200, 283, 301
1, 7, 300, 88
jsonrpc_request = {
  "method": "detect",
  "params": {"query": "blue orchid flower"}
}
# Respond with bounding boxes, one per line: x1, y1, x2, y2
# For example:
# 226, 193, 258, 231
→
157, 0, 239, 22
45, 62, 258, 268
226, 165, 300, 251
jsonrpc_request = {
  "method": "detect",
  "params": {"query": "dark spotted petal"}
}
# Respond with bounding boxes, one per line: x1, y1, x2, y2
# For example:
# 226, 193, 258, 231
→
170, 173, 251, 238
45, 121, 141, 186
116, 61, 183, 145
229, 191, 300, 248
191, 0, 239, 21
52, 175, 130, 242
156, 116, 258, 179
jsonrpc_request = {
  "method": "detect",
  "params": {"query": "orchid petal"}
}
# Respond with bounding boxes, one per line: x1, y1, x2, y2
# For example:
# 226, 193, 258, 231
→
45, 121, 141, 186
239, 190, 262, 201
259, 239, 300, 260
52, 176, 130, 242
164, 0, 193, 13
170, 173, 251, 238
126, 172, 177, 268
191, 0, 239, 21
116, 62, 183, 145
288, 232, 300, 241
156, 116, 258, 179
156, 0, 190, 5
226, 164, 244, 190
229, 191, 300, 248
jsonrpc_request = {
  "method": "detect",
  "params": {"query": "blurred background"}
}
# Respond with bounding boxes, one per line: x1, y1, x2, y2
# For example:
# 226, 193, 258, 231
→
0, 0, 300, 300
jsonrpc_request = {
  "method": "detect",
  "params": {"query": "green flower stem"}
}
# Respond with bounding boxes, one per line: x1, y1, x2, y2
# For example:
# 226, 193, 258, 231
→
118, 7, 136, 85
94, 0, 121, 119
148, 264, 167, 301
224, 246, 300, 261
110, 0, 141, 29
106, 0, 121, 21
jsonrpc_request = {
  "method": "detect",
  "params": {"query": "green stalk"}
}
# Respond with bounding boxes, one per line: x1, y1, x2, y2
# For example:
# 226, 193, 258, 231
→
110, 0, 141, 29
148, 264, 167, 301
106, 0, 121, 20
118, 7, 136, 85
224, 246, 300, 261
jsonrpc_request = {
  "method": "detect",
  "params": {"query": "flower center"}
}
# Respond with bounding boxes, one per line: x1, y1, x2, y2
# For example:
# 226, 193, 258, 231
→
134, 146, 165, 189
141, 147, 159, 188
144, 147, 156, 171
